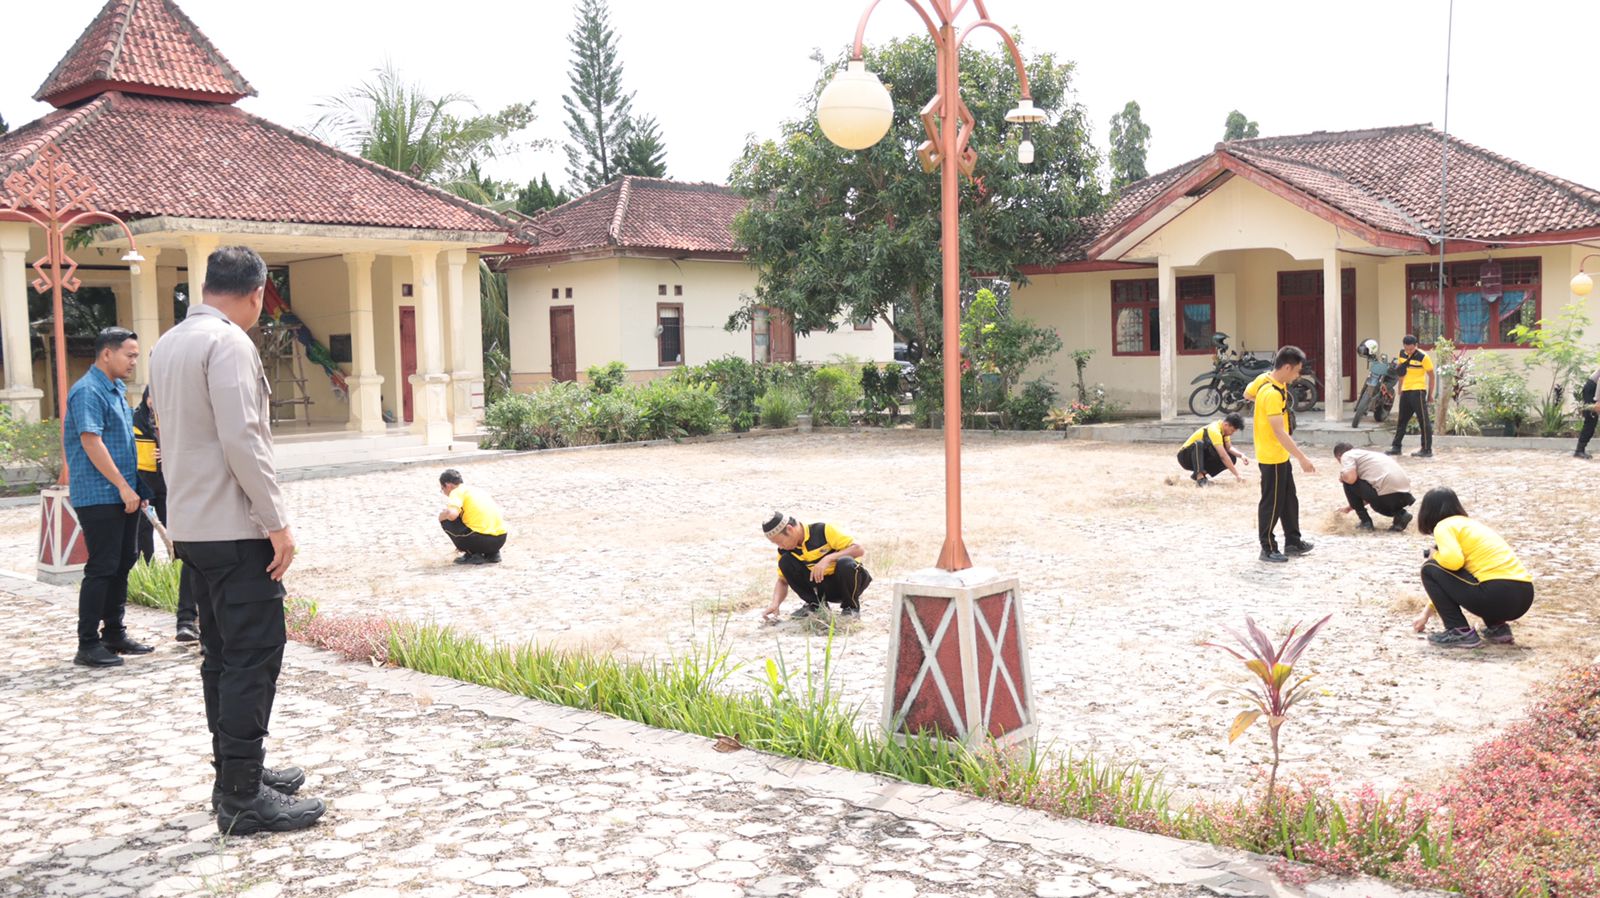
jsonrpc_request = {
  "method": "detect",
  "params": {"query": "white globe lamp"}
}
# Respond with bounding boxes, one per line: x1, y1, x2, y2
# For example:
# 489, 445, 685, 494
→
1573, 271, 1594, 297
817, 60, 894, 150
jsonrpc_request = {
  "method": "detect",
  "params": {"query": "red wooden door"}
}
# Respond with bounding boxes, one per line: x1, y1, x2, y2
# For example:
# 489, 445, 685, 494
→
399, 306, 417, 423
769, 311, 796, 363
550, 306, 576, 382
1341, 269, 1358, 401
1277, 271, 1326, 394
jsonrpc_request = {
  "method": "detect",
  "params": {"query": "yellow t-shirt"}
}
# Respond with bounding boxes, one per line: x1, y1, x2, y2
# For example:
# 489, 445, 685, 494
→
776, 522, 855, 577
1251, 377, 1291, 465
1397, 349, 1433, 392
134, 423, 159, 474
1182, 421, 1229, 451
447, 485, 506, 537
1432, 515, 1530, 583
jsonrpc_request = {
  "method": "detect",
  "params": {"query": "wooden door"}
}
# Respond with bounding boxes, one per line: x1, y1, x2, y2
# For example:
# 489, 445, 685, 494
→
399, 306, 417, 423
550, 306, 576, 382
769, 310, 796, 363
1342, 269, 1358, 401
1276, 271, 1325, 393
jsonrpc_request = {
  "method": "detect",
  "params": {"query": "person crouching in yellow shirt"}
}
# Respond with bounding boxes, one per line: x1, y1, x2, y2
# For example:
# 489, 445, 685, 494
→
1412, 487, 1534, 649
438, 469, 507, 565
760, 511, 871, 622
1247, 346, 1317, 563
1178, 412, 1250, 486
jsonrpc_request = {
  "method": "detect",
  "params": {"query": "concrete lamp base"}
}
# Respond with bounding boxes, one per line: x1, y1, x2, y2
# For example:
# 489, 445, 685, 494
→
37, 484, 87, 586
882, 566, 1037, 751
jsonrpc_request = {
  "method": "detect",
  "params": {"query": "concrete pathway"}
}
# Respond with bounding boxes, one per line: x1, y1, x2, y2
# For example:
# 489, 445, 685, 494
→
0, 575, 1439, 898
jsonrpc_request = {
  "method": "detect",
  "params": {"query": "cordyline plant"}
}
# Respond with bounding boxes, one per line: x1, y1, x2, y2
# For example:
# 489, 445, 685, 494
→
1207, 614, 1332, 806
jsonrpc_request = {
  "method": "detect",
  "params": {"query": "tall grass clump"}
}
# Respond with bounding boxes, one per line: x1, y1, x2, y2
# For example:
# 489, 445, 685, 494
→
127, 558, 181, 613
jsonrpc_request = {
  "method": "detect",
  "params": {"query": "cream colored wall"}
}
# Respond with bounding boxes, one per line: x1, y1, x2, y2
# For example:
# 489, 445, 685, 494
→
284, 256, 352, 425
507, 258, 621, 383
1128, 176, 1359, 266
373, 255, 400, 423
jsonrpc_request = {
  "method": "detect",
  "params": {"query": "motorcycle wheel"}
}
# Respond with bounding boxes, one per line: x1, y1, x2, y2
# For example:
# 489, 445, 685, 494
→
1291, 378, 1319, 413
1188, 384, 1222, 417
1352, 386, 1374, 428
1373, 394, 1390, 423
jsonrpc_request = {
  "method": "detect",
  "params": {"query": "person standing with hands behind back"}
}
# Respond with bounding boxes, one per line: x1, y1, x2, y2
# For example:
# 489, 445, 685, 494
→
151, 246, 324, 835
1246, 346, 1316, 563
1387, 335, 1435, 458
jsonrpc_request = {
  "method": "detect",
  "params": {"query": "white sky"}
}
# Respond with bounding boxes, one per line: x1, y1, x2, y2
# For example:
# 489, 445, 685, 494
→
6, 0, 1599, 199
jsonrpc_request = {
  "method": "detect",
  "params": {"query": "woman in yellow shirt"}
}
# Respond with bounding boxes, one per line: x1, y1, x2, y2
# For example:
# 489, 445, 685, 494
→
1413, 487, 1534, 648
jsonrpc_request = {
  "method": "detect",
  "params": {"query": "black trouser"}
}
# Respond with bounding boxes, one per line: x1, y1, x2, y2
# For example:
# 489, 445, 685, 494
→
778, 554, 872, 612
75, 503, 140, 650
1341, 481, 1415, 524
175, 539, 287, 792
136, 471, 167, 562
1257, 461, 1300, 551
1176, 442, 1226, 479
1392, 390, 1432, 451
441, 518, 506, 557
1577, 411, 1597, 453
1420, 562, 1534, 631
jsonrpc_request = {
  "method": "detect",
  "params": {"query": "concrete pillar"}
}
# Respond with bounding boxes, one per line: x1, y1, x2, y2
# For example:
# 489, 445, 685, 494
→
183, 234, 219, 306
344, 252, 385, 433
444, 249, 483, 433
1157, 255, 1178, 421
1323, 252, 1344, 421
129, 249, 161, 397
0, 223, 43, 422
408, 247, 452, 445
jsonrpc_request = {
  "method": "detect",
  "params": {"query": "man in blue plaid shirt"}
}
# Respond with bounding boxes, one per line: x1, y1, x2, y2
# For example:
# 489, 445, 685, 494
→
65, 326, 153, 668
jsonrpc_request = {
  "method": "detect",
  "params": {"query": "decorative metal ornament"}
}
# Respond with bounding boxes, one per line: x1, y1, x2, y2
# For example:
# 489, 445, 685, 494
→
1480, 259, 1502, 303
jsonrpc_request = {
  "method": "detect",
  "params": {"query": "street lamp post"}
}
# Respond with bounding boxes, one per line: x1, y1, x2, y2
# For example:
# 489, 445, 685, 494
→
1, 142, 144, 583
1573, 254, 1598, 297
818, 1, 1040, 749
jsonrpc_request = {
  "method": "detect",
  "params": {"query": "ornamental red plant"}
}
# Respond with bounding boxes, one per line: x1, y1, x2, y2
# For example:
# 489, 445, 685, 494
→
1207, 614, 1332, 805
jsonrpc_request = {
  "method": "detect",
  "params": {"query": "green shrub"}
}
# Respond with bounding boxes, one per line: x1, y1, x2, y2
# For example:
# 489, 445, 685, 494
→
578, 388, 644, 444
482, 382, 587, 450
860, 363, 908, 425
683, 355, 764, 431
756, 388, 802, 428
637, 377, 726, 439
1472, 355, 1535, 431
809, 364, 859, 426
0, 407, 63, 483
1005, 379, 1059, 430
584, 361, 628, 394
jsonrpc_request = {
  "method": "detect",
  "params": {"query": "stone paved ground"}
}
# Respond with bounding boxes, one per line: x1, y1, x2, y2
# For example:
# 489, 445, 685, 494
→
0, 580, 1438, 898
1, 432, 1592, 801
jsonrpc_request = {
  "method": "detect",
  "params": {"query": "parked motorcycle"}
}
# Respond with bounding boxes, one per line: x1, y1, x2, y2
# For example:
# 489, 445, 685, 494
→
1187, 333, 1276, 416
1350, 338, 1398, 427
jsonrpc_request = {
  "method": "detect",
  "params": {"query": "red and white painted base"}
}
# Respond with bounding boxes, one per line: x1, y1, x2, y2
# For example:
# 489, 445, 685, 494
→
882, 567, 1037, 750
37, 485, 88, 585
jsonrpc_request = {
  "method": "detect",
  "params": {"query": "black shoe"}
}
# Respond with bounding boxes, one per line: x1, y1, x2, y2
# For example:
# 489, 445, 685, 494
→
482, 553, 502, 564
1576, 450, 1592, 460
789, 605, 819, 619
101, 636, 153, 655
1385, 446, 1402, 456
1412, 449, 1434, 458
212, 767, 307, 812
73, 643, 124, 668
1194, 476, 1210, 488
454, 553, 487, 566
1356, 520, 1375, 532
840, 607, 860, 619
1391, 510, 1414, 532
1259, 548, 1288, 563
1284, 540, 1315, 556
216, 783, 325, 835
175, 622, 200, 643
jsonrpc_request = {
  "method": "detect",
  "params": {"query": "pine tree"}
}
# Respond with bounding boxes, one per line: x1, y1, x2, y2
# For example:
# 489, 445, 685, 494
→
515, 175, 570, 215
0, 113, 9, 136
1107, 101, 1150, 189
615, 114, 667, 178
562, 0, 635, 192
1223, 110, 1259, 141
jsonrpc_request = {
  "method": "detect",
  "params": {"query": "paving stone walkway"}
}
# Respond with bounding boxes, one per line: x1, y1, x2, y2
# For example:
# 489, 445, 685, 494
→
0, 576, 1436, 898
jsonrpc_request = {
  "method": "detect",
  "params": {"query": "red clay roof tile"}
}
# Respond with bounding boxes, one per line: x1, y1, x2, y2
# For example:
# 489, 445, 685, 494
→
503, 177, 747, 262
35, 0, 254, 107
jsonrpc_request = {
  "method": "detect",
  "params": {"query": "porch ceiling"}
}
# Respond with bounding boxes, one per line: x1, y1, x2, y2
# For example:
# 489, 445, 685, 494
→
86, 215, 501, 256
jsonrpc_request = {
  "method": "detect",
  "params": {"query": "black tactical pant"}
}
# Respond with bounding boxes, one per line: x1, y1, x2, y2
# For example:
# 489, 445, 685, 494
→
778, 554, 872, 613
1341, 481, 1415, 524
1257, 461, 1301, 551
75, 503, 139, 650
441, 518, 506, 557
1392, 390, 1433, 452
1420, 562, 1533, 631
1177, 441, 1226, 479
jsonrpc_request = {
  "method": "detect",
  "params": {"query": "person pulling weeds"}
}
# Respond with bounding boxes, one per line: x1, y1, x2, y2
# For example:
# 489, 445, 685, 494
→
760, 511, 871, 622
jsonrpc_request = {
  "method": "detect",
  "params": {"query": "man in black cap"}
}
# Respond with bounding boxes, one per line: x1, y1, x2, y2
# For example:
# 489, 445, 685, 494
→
1387, 335, 1435, 458
760, 512, 872, 621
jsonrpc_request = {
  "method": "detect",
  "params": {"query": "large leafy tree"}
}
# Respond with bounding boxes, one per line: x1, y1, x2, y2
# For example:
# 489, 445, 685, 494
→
0, 113, 9, 136
615, 114, 667, 178
729, 38, 1101, 361
563, 0, 668, 190
1223, 110, 1260, 141
1107, 100, 1150, 189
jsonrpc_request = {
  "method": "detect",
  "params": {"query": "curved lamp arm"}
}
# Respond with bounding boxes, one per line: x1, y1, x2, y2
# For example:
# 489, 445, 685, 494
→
852, 0, 943, 59
956, 18, 1033, 99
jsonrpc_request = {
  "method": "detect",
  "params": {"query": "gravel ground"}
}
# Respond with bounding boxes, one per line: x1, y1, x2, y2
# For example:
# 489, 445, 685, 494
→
3, 431, 1592, 801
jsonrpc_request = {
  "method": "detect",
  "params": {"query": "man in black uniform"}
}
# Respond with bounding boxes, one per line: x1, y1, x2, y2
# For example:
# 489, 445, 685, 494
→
1576, 368, 1600, 459
1387, 335, 1435, 458
760, 511, 872, 621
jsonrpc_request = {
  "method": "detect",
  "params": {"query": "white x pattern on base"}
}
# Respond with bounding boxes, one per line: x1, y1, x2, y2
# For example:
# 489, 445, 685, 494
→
891, 596, 966, 738
975, 591, 1028, 731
